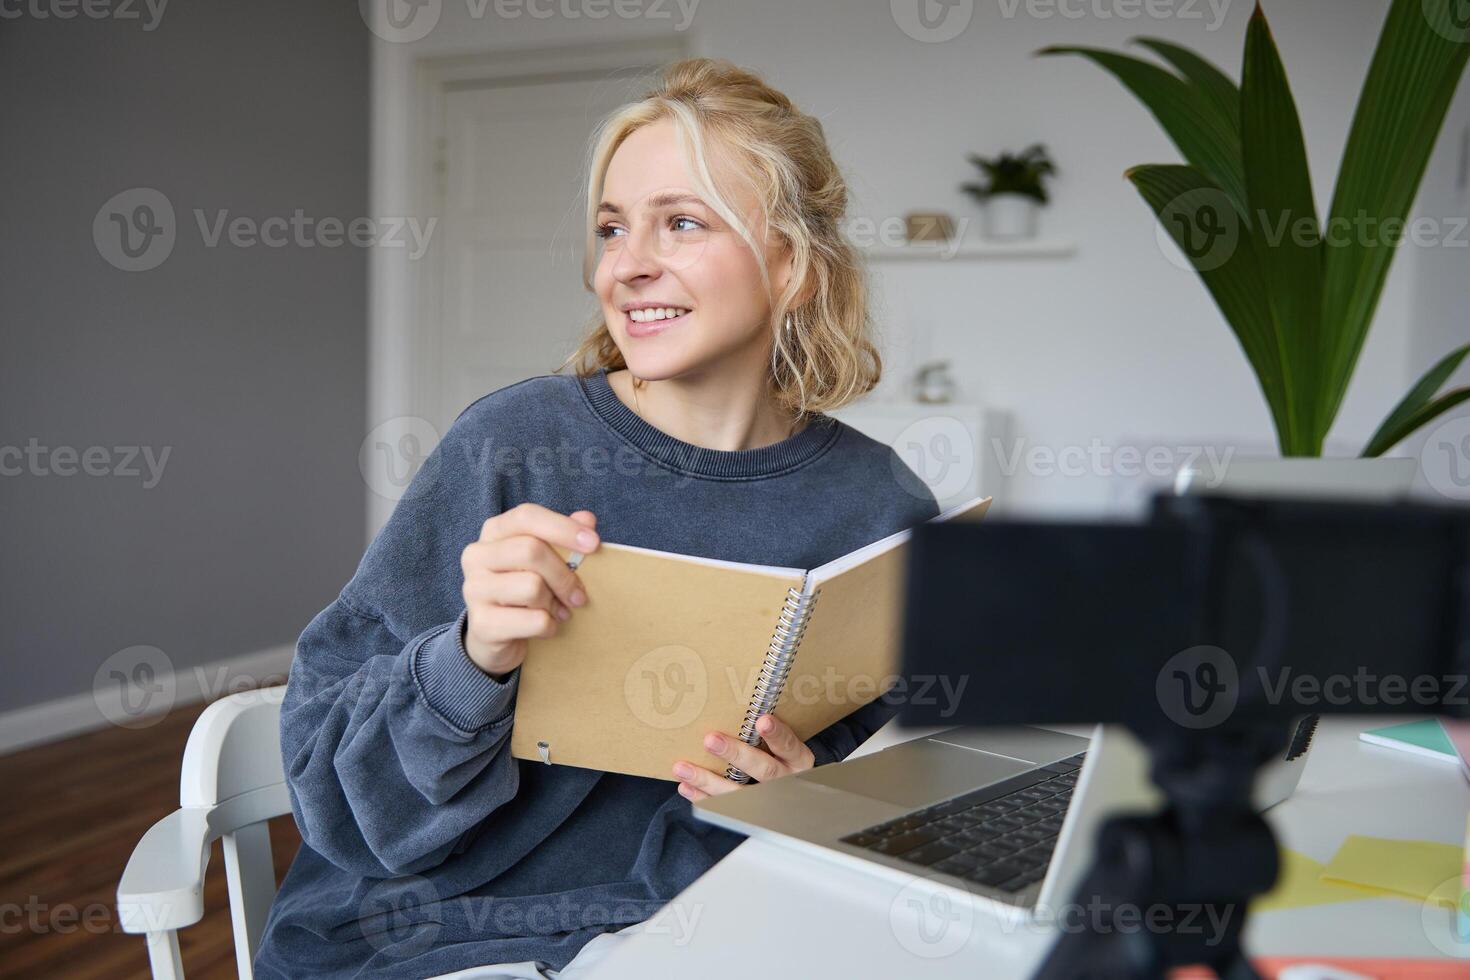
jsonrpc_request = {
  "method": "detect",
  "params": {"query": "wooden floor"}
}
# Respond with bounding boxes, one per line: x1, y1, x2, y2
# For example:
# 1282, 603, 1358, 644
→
0, 695, 301, 980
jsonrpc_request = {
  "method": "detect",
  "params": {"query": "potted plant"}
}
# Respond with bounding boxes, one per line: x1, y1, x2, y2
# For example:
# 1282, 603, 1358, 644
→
961, 144, 1056, 241
1041, 0, 1468, 476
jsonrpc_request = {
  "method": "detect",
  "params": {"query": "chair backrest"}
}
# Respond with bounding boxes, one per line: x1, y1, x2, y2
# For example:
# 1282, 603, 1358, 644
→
181, 687, 287, 807
187, 687, 291, 979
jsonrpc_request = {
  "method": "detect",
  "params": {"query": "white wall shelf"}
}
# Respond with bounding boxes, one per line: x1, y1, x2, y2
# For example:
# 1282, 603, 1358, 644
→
858, 239, 1078, 261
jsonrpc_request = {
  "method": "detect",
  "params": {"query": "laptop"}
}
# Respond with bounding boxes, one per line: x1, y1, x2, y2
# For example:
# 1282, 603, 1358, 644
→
693, 459, 1417, 921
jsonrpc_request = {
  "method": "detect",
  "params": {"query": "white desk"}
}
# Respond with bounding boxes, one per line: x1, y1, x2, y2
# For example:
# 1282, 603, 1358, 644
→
597, 717, 1470, 977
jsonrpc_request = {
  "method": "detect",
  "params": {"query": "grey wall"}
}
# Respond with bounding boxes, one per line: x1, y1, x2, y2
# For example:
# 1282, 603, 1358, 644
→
0, 2, 368, 712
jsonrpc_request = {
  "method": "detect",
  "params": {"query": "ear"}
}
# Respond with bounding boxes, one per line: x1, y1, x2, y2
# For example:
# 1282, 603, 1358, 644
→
772, 241, 815, 310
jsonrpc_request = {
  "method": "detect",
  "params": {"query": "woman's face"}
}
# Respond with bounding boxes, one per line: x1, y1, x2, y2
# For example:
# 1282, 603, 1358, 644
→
593, 118, 793, 382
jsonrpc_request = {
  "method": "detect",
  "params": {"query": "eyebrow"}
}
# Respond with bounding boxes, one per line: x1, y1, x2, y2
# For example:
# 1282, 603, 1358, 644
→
597, 192, 708, 216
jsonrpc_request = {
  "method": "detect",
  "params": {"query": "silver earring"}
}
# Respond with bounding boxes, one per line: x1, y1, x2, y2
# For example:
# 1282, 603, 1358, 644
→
785, 312, 794, 335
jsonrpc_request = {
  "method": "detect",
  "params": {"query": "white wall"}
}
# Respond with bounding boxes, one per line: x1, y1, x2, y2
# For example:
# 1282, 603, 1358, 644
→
368, 0, 1467, 524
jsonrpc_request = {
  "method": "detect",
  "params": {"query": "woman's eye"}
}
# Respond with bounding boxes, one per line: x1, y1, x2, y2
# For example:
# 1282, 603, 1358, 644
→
595, 224, 624, 240
671, 216, 703, 232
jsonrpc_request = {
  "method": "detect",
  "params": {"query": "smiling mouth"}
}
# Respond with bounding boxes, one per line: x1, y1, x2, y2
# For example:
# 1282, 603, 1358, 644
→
625, 309, 691, 335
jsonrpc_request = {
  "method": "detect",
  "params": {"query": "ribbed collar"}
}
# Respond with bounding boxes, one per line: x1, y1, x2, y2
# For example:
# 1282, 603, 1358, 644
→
576, 367, 841, 480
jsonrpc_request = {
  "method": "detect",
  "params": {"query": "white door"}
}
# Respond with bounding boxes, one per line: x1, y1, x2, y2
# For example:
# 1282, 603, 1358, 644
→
427, 65, 667, 433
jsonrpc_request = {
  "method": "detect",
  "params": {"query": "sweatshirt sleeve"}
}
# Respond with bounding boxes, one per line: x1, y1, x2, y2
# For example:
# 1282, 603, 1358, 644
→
804, 698, 897, 768
280, 406, 525, 879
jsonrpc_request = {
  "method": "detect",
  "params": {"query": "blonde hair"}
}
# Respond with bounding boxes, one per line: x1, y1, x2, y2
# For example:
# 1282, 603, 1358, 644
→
556, 57, 881, 420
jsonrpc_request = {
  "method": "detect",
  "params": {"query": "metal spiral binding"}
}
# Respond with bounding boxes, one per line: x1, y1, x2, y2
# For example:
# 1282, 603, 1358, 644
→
725, 585, 821, 783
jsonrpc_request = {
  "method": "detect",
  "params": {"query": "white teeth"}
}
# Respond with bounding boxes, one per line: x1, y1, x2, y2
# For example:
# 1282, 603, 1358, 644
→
628, 307, 689, 323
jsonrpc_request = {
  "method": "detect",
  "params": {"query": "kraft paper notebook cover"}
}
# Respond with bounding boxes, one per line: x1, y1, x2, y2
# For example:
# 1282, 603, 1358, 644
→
509, 495, 992, 781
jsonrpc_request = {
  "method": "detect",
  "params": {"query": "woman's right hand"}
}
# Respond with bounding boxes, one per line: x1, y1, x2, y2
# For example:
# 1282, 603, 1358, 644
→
460, 503, 600, 678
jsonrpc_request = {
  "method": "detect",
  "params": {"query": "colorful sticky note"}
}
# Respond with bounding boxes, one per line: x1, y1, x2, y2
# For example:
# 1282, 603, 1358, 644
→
1250, 848, 1371, 913
1319, 834, 1465, 909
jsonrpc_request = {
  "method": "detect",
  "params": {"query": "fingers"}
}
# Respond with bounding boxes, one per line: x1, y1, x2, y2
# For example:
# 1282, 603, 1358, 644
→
700, 731, 784, 783
481, 502, 600, 555
463, 532, 592, 617
672, 760, 738, 800
753, 713, 815, 772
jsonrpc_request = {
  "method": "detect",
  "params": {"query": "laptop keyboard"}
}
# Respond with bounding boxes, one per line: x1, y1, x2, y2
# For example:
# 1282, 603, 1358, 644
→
838, 752, 1086, 893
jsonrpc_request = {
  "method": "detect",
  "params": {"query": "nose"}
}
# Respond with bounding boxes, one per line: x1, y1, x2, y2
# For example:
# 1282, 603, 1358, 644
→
609, 217, 665, 285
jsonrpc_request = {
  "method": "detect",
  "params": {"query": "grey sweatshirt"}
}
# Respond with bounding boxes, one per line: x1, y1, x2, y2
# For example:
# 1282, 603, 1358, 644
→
253, 367, 941, 978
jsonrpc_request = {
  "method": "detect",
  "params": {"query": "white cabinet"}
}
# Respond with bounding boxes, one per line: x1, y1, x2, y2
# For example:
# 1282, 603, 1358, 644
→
826, 400, 1013, 512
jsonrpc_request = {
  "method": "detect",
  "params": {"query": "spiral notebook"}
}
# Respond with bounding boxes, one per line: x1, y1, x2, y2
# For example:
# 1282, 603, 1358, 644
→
508, 495, 992, 781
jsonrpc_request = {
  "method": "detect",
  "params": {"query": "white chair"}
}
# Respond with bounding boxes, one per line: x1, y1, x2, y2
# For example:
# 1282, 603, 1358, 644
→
117, 688, 292, 980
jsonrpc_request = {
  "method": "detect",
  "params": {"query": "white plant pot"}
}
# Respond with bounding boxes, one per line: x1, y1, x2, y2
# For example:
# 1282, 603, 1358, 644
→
1173, 456, 1417, 501
980, 195, 1040, 241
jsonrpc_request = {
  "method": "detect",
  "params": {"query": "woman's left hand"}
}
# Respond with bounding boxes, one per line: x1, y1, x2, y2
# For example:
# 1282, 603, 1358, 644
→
672, 713, 815, 801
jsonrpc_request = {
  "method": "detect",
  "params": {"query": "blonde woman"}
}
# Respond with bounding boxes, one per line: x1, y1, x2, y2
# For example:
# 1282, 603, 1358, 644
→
255, 57, 939, 980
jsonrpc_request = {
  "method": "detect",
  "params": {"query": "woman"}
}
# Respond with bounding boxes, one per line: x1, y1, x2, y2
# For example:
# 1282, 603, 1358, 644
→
254, 57, 940, 979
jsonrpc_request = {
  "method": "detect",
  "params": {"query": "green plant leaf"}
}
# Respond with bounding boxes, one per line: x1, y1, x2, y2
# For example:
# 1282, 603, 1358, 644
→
1038, 45, 1247, 215
1361, 390, 1470, 458
1241, 3, 1325, 454
1126, 164, 1294, 452
1361, 343, 1470, 456
1131, 37, 1241, 134
1320, 0, 1470, 435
